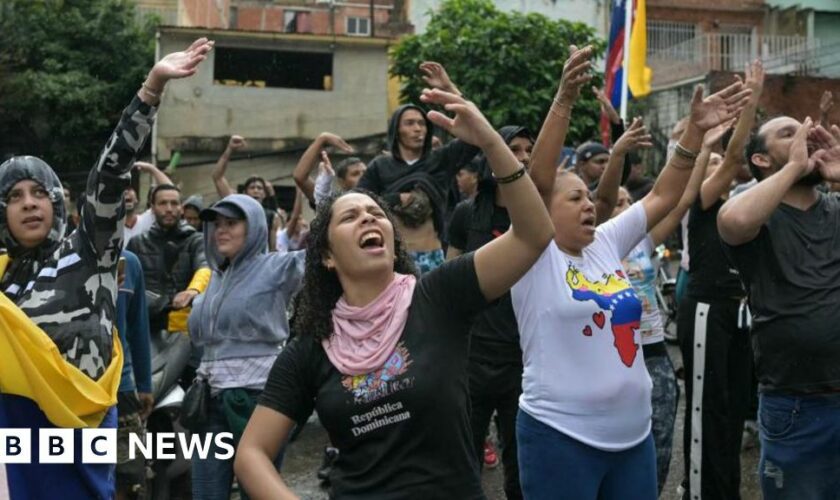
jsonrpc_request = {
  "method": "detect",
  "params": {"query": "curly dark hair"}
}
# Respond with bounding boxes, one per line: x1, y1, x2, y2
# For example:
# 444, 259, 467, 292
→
293, 189, 418, 343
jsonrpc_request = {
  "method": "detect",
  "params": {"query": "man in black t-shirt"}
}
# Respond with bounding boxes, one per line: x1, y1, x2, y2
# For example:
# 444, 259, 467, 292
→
448, 125, 533, 500
718, 115, 840, 499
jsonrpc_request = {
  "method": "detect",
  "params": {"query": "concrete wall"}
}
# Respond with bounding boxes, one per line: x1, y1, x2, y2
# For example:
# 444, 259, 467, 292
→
766, 0, 840, 12
408, 0, 608, 37
154, 29, 391, 161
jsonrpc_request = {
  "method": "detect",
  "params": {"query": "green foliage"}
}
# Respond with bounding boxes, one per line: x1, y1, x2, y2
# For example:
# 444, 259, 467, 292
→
391, 0, 606, 145
0, 0, 156, 183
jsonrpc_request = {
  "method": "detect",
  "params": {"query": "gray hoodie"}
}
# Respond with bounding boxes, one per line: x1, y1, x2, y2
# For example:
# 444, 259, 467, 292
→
188, 194, 304, 361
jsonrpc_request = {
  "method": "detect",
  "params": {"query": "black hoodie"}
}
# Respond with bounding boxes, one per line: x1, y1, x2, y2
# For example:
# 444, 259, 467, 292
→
447, 126, 532, 365
357, 104, 480, 214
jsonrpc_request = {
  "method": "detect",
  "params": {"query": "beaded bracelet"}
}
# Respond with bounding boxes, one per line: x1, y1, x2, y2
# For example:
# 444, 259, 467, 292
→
493, 165, 527, 184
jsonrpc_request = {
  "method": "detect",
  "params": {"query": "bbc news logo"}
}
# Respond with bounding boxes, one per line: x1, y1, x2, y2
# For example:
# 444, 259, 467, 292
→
0, 429, 234, 464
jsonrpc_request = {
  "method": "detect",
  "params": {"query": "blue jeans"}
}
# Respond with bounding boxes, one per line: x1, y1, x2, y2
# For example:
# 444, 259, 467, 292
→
192, 393, 285, 500
517, 409, 657, 500
758, 392, 840, 499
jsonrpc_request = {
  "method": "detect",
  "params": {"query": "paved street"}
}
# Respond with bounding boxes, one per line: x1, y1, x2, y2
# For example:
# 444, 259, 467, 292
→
275, 341, 762, 499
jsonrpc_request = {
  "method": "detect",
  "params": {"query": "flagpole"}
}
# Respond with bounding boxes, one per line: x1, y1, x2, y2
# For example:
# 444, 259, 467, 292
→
620, 0, 632, 122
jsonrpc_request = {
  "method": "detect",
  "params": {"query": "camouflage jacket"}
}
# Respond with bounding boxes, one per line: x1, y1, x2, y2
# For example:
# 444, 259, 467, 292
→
1, 96, 156, 379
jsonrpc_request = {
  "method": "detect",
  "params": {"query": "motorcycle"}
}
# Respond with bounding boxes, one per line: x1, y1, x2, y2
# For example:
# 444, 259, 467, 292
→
141, 328, 192, 500
654, 245, 680, 343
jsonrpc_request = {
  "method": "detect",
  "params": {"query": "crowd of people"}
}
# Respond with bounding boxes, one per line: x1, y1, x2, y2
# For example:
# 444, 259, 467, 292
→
1, 36, 839, 500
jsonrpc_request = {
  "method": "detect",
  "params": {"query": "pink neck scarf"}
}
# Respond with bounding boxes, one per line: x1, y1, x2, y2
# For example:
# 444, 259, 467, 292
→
324, 273, 417, 376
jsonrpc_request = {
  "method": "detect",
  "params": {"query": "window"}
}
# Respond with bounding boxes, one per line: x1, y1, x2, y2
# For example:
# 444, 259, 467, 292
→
284, 10, 312, 33
347, 16, 370, 36
214, 47, 333, 91
648, 20, 698, 54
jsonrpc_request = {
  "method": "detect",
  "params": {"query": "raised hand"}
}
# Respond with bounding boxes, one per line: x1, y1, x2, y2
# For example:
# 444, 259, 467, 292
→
612, 117, 653, 155
788, 117, 814, 176
228, 135, 247, 151
811, 124, 840, 181
703, 118, 737, 149
318, 132, 355, 153
592, 86, 621, 124
820, 91, 834, 115
148, 38, 214, 87
419, 62, 459, 95
744, 59, 765, 102
319, 150, 336, 176
420, 89, 496, 149
557, 45, 594, 103
689, 81, 752, 132
133, 161, 155, 173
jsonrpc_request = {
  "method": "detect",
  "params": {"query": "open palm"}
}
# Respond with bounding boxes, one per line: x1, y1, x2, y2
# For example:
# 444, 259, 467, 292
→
420, 88, 495, 148
151, 38, 214, 82
690, 81, 752, 132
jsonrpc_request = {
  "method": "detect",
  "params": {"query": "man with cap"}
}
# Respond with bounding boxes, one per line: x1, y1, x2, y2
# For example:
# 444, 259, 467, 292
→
575, 141, 611, 187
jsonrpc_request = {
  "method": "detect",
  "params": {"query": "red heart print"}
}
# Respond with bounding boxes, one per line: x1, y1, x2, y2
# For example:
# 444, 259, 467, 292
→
616, 270, 626, 279
593, 312, 606, 329
583, 325, 593, 336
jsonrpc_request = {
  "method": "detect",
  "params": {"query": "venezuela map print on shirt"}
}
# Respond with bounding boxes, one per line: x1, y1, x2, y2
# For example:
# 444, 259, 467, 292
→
565, 265, 643, 367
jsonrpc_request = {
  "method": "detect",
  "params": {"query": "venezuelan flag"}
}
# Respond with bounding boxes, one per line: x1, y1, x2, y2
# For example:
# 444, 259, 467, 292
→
602, 0, 652, 141
0, 255, 122, 500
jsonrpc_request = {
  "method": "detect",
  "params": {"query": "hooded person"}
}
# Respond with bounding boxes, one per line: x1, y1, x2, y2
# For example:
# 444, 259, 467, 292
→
0, 81, 157, 499
356, 104, 481, 222
183, 194, 205, 231
187, 194, 305, 499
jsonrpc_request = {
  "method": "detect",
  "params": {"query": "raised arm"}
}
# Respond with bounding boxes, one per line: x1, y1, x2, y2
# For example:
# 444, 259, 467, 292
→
420, 61, 462, 96
530, 45, 593, 205
699, 61, 764, 209
594, 117, 652, 225
293, 133, 353, 205
420, 89, 553, 302
819, 91, 834, 127
718, 118, 815, 245
285, 189, 304, 235
211, 135, 246, 198
641, 81, 752, 230
648, 129, 720, 246
313, 153, 336, 207
134, 161, 173, 187
81, 38, 213, 257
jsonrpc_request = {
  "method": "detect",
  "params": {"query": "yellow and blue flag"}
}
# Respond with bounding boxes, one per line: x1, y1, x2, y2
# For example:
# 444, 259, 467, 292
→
0, 255, 122, 499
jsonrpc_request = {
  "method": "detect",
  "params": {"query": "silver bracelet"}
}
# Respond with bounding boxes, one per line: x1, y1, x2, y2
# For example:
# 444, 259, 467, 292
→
674, 142, 698, 161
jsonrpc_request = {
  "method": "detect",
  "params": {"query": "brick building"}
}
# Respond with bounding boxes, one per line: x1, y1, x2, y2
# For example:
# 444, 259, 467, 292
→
641, 0, 840, 164
133, 0, 412, 206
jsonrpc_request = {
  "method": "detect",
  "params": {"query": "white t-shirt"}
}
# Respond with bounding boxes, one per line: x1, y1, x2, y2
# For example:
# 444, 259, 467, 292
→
124, 209, 154, 244
511, 202, 652, 452
622, 236, 665, 345
276, 228, 307, 253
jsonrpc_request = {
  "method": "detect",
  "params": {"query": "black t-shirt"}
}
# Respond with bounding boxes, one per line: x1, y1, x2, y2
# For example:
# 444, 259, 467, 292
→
687, 198, 744, 299
260, 255, 487, 499
448, 200, 521, 365
723, 194, 840, 394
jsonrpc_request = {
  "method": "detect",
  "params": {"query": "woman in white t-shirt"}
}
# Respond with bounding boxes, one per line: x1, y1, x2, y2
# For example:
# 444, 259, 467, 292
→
511, 45, 752, 499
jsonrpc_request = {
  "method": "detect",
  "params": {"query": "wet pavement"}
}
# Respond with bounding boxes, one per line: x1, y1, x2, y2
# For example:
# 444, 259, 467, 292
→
274, 340, 761, 499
